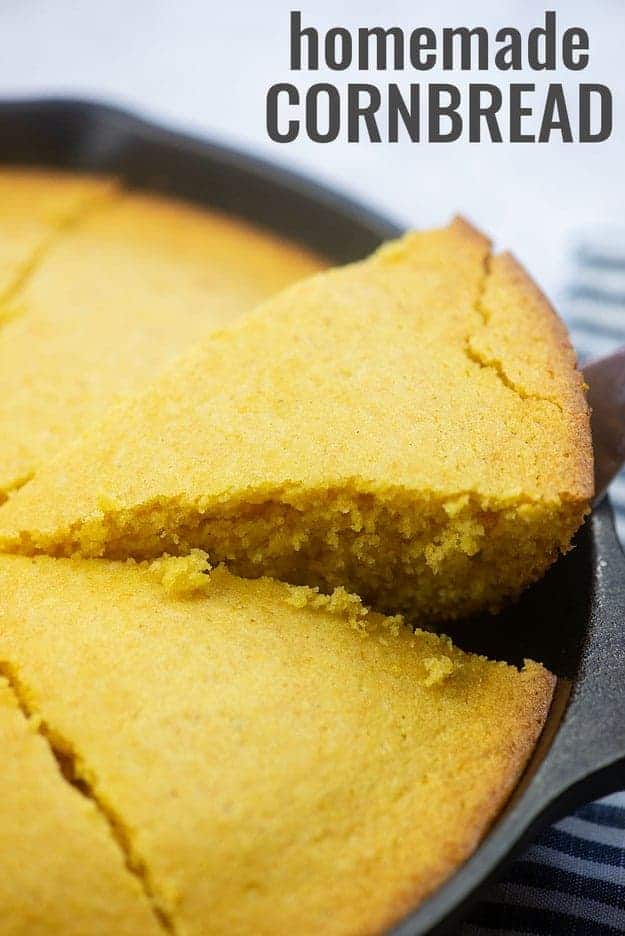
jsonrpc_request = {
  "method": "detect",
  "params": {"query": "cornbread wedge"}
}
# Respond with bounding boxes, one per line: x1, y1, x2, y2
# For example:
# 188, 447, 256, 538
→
0, 678, 160, 935
0, 554, 554, 936
0, 219, 592, 622
0, 182, 322, 499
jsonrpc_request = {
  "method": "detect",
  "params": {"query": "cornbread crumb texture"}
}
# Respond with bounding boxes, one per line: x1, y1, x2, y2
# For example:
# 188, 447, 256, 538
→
0, 678, 159, 936
0, 218, 592, 622
146, 547, 212, 597
0, 555, 555, 936
0, 170, 323, 499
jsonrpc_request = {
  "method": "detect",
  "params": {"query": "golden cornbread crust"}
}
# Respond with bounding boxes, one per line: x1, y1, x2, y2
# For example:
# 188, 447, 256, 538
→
471, 250, 592, 500
0, 677, 160, 935
0, 168, 117, 309
0, 555, 555, 935
0, 218, 592, 623
0, 170, 323, 501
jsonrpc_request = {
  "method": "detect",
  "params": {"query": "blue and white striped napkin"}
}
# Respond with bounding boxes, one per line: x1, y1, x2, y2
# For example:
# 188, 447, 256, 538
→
464, 233, 625, 934
567, 231, 625, 542
466, 795, 625, 934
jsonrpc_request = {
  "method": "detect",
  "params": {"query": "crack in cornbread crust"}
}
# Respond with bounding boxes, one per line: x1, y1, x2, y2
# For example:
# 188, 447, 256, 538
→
0, 659, 173, 934
0, 170, 120, 501
0, 555, 555, 935
0, 218, 592, 622
0, 175, 122, 502
0, 676, 162, 935
463, 252, 568, 409
466, 251, 589, 415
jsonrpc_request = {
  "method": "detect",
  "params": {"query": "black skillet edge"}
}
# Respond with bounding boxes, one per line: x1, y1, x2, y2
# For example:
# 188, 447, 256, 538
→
0, 95, 400, 264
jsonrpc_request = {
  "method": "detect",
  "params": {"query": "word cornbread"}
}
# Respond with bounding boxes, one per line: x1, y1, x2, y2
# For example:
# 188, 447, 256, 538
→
0, 219, 592, 623
0, 555, 554, 935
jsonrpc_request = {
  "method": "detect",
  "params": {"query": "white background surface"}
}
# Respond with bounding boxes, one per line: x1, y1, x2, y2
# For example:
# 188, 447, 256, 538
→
0, 0, 623, 304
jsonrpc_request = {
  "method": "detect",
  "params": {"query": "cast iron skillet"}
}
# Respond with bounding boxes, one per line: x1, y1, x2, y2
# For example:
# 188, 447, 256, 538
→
1, 97, 624, 935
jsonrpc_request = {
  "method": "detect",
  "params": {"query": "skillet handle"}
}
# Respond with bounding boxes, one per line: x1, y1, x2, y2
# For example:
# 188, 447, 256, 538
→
534, 499, 625, 813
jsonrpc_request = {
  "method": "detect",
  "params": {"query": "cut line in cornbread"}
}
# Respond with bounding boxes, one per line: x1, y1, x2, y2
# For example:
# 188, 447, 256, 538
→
0, 218, 592, 622
0, 178, 323, 500
0, 676, 160, 935
0, 554, 555, 936
0, 168, 117, 310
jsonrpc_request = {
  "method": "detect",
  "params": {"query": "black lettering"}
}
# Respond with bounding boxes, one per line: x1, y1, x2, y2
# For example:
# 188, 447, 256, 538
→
357, 27, 404, 69
494, 28, 522, 69
266, 84, 300, 142
388, 84, 420, 142
580, 84, 613, 142
429, 85, 462, 142
563, 28, 590, 70
528, 11, 556, 70
442, 27, 489, 70
510, 84, 535, 142
348, 85, 381, 142
325, 27, 352, 70
290, 11, 318, 70
306, 84, 341, 142
469, 84, 503, 142
409, 28, 437, 69
539, 84, 573, 142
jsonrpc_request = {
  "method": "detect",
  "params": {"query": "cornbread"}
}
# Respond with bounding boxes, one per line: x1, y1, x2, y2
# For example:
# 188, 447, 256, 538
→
0, 169, 115, 307
0, 175, 323, 499
0, 219, 592, 622
0, 678, 160, 935
0, 554, 555, 935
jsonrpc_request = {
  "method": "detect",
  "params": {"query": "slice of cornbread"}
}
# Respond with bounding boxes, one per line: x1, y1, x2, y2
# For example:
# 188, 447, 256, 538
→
0, 219, 592, 622
0, 678, 160, 935
0, 554, 554, 935
0, 185, 323, 499
0, 169, 116, 308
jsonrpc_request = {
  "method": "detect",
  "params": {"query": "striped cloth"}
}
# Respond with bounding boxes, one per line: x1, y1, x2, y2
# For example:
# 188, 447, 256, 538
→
464, 232, 625, 933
